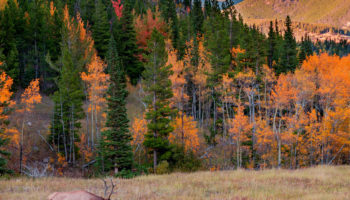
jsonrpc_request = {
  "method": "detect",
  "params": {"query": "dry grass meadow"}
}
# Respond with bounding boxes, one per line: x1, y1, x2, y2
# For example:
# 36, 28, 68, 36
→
0, 166, 349, 200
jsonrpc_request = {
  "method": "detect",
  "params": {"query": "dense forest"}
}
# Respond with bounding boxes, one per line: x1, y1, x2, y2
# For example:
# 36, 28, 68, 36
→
0, 0, 349, 178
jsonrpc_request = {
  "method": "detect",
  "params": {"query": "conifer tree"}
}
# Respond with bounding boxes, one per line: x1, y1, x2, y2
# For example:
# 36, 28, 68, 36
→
92, 0, 110, 59
279, 16, 297, 74
160, 0, 179, 50
143, 29, 174, 171
98, 35, 133, 173
0, 0, 20, 87
191, 0, 204, 35
299, 34, 313, 64
113, 1, 142, 84
267, 21, 276, 68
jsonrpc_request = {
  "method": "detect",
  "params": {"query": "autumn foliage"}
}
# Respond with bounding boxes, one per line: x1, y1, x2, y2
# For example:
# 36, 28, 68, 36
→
134, 8, 166, 60
111, 0, 123, 19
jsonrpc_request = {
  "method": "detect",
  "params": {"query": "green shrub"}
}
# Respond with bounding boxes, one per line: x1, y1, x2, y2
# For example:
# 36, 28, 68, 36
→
155, 161, 170, 174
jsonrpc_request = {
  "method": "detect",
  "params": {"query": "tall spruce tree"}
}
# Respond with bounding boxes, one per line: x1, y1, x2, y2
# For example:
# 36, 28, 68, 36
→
191, 0, 204, 35
0, 0, 21, 88
299, 34, 313, 64
113, 1, 142, 85
143, 29, 174, 171
279, 16, 297, 74
97, 35, 133, 174
160, 0, 180, 50
92, 0, 110, 59
267, 21, 276, 68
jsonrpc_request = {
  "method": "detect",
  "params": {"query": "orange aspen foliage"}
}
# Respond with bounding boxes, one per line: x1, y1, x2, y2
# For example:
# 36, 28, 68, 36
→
75, 133, 93, 163
167, 48, 189, 109
81, 54, 109, 144
231, 46, 245, 67
21, 79, 42, 112
229, 106, 252, 168
49, 1, 56, 16
0, 0, 7, 10
256, 118, 276, 168
221, 73, 235, 104
63, 5, 73, 33
0, 72, 14, 144
234, 68, 257, 114
193, 39, 211, 88
297, 54, 350, 164
130, 116, 147, 148
191, 39, 212, 115
63, 5, 94, 60
304, 109, 322, 164
81, 54, 109, 112
169, 112, 200, 153
272, 73, 296, 108
57, 153, 68, 176
0, 72, 13, 115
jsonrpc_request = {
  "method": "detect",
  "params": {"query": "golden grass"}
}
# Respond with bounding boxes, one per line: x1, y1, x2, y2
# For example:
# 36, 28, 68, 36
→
1, 166, 349, 200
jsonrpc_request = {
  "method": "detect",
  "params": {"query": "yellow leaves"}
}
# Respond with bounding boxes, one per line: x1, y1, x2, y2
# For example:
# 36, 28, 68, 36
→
228, 105, 252, 142
57, 153, 68, 176
0, 72, 14, 122
75, 133, 93, 162
0, 71, 13, 104
169, 113, 200, 153
272, 73, 296, 107
63, 5, 72, 31
5, 128, 20, 146
130, 116, 147, 147
191, 38, 211, 93
0, 0, 7, 11
21, 78, 42, 112
81, 54, 109, 112
167, 49, 189, 108
49, 1, 56, 16
231, 46, 245, 66
63, 4, 94, 55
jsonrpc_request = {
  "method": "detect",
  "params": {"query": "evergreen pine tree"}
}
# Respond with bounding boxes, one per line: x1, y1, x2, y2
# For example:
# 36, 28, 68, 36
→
143, 29, 174, 171
298, 34, 313, 64
98, 35, 133, 174
279, 16, 297, 74
0, 0, 20, 87
191, 0, 204, 35
113, 2, 142, 84
92, 0, 110, 59
160, 0, 180, 50
267, 21, 276, 68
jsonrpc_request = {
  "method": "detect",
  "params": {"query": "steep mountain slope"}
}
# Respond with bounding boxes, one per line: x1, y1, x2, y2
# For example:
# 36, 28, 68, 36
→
235, 0, 350, 29
234, 0, 350, 41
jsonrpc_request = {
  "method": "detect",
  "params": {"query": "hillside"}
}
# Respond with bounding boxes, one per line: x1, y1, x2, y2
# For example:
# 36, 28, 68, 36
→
1, 166, 350, 200
235, 0, 350, 41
